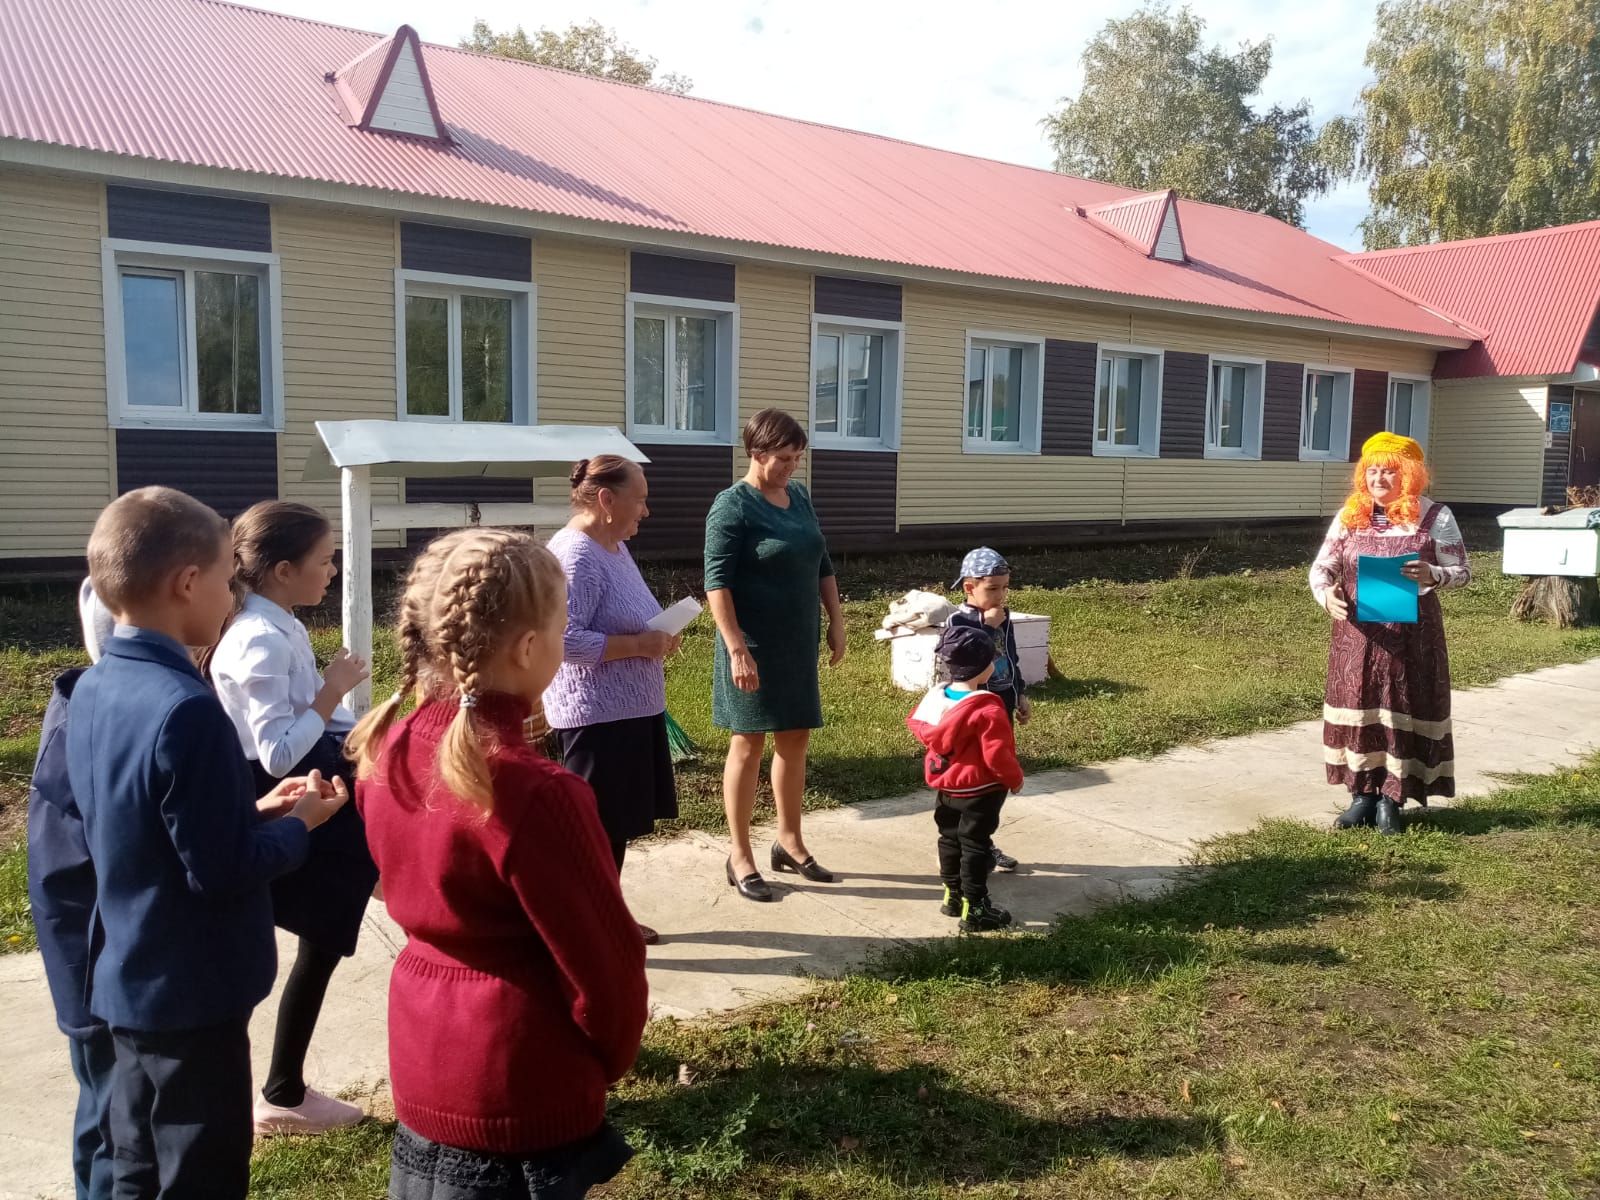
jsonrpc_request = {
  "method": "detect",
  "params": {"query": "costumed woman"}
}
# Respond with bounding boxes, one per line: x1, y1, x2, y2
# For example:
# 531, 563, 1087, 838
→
1310, 431, 1472, 834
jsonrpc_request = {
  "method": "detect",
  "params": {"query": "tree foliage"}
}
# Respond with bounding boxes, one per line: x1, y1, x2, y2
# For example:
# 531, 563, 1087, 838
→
460, 19, 692, 95
1330, 0, 1600, 249
1042, 4, 1341, 226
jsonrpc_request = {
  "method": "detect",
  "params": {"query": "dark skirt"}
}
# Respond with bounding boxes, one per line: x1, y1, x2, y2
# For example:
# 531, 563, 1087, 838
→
555, 713, 679, 845
250, 732, 379, 957
388, 1122, 633, 1200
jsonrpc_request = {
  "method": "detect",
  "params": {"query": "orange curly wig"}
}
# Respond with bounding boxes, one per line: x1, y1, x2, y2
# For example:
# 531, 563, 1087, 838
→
1338, 434, 1430, 530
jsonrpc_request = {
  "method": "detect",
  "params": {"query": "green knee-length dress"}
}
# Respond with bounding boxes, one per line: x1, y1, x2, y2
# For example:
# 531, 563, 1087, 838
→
704, 481, 835, 733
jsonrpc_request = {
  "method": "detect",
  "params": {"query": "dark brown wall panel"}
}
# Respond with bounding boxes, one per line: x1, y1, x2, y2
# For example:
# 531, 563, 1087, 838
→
1041, 338, 1097, 456
1262, 361, 1303, 462
630, 252, 735, 303
400, 223, 532, 283
115, 428, 278, 518
1349, 369, 1389, 460
813, 276, 902, 322
810, 449, 897, 550
107, 186, 271, 252
1159, 351, 1207, 459
629, 443, 733, 558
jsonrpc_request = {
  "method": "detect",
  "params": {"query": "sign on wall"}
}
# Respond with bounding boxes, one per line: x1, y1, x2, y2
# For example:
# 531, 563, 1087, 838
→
1550, 401, 1573, 434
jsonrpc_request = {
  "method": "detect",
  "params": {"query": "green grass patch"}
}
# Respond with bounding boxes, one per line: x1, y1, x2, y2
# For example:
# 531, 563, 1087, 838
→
244, 758, 1600, 1198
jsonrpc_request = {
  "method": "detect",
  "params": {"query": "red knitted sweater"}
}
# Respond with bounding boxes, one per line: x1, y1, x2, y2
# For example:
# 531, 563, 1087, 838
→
356, 693, 647, 1154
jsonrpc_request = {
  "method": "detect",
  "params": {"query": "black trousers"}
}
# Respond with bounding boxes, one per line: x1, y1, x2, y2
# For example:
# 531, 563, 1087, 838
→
108, 1019, 252, 1200
934, 786, 1008, 902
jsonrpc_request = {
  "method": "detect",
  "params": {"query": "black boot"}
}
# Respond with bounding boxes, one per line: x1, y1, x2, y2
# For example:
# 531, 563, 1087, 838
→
1374, 797, 1403, 836
1333, 793, 1378, 830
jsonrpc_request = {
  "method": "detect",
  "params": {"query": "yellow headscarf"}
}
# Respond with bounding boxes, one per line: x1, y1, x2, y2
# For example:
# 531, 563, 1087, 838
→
1360, 432, 1424, 463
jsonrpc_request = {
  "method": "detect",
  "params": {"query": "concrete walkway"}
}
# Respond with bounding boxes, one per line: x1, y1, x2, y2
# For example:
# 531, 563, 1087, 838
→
3, 658, 1598, 1199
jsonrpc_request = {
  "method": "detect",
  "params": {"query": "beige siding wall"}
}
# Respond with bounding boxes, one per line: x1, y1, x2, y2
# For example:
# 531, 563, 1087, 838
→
0, 172, 111, 559
272, 205, 402, 543
1428, 378, 1546, 505
737, 263, 810, 482
534, 235, 626, 426
898, 281, 1441, 528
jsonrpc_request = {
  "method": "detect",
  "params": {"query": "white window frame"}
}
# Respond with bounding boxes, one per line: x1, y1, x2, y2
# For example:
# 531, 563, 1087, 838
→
395, 269, 536, 425
1299, 363, 1355, 461
808, 316, 903, 451
625, 293, 739, 445
962, 330, 1045, 455
101, 238, 283, 431
1204, 354, 1266, 460
1092, 343, 1165, 458
1387, 373, 1432, 449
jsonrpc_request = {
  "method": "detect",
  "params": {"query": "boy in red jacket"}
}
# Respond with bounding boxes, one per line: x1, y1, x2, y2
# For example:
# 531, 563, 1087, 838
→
906, 624, 1024, 932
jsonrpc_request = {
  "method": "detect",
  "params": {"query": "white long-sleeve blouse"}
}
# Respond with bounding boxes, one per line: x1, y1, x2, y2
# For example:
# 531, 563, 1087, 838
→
210, 592, 354, 778
1308, 497, 1472, 609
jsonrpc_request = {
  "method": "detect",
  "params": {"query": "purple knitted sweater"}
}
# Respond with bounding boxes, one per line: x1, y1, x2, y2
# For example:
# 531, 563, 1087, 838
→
543, 527, 666, 730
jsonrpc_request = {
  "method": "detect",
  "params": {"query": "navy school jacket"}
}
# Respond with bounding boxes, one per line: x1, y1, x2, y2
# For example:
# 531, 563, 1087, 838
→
67, 629, 311, 1032
26, 668, 99, 1037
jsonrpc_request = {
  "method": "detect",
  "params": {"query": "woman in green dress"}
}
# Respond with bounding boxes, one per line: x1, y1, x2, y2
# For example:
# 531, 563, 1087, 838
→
705, 409, 847, 901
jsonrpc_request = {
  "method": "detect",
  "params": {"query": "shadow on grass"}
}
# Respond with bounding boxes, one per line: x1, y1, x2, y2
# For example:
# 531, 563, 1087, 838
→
1029, 676, 1142, 704
617, 1049, 1221, 1187
1407, 801, 1600, 836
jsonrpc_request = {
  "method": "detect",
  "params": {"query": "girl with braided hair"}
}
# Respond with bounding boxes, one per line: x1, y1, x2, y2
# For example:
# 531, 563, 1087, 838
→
348, 529, 647, 1200
1311, 432, 1472, 834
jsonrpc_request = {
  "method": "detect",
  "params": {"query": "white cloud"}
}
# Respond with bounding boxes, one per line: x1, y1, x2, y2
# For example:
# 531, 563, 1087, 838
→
245, 0, 1381, 248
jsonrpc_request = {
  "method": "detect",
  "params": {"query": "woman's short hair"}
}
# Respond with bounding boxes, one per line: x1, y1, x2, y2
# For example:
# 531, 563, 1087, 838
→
742, 408, 807, 457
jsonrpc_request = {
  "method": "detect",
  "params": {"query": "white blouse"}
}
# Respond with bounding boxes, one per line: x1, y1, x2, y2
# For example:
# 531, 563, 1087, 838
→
210, 592, 354, 778
1308, 497, 1472, 609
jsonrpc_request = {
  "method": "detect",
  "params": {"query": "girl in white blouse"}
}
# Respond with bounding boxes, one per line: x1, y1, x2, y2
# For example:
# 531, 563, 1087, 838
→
208, 501, 375, 1137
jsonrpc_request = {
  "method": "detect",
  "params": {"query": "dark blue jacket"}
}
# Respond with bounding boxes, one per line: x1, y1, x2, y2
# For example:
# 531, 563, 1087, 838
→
67, 629, 310, 1032
947, 604, 1022, 716
26, 668, 100, 1037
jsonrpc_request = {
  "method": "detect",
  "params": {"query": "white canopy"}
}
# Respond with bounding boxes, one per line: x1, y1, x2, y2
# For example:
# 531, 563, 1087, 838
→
305, 420, 649, 481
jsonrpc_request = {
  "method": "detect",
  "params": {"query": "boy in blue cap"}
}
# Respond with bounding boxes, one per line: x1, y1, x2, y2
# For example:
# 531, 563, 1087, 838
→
947, 546, 1031, 871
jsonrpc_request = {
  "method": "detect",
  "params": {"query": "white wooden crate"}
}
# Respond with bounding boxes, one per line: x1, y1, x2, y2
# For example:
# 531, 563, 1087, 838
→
889, 612, 1051, 692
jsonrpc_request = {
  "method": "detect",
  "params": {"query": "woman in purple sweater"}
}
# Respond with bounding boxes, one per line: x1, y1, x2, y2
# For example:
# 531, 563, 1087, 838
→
545, 456, 680, 944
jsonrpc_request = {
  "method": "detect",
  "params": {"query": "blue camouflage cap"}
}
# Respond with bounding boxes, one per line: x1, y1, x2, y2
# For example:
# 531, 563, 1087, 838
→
953, 546, 1010, 587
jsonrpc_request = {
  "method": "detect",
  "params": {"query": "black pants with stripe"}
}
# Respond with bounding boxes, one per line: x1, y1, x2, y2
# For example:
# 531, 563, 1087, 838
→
934, 786, 1008, 902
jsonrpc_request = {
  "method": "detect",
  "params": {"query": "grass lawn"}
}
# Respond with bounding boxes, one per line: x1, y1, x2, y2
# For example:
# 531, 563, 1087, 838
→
246, 758, 1600, 1199
3, 524, 1599, 954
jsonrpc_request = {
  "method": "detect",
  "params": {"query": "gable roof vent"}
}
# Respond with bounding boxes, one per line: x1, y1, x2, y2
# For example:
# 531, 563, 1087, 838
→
1084, 189, 1188, 264
331, 25, 449, 144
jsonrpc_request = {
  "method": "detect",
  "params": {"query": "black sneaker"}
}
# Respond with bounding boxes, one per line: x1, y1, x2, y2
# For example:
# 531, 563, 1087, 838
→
991, 846, 1018, 873
939, 884, 962, 918
960, 896, 1013, 933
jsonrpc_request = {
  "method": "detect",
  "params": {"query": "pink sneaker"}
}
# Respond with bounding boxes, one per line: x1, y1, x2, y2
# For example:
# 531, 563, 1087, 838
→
253, 1088, 364, 1136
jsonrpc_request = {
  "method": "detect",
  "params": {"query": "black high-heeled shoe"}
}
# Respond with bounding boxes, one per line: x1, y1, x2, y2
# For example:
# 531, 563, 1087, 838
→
770, 842, 835, 883
725, 857, 773, 902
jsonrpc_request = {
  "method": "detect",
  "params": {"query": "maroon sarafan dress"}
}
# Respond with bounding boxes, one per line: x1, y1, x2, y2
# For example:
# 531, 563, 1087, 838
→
1310, 499, 1472, 806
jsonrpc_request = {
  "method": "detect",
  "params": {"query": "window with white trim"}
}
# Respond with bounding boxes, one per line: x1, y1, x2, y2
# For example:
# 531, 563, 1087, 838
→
1094, 346, 1162, 456
812, 320, 901, 448
1206, 357, 1265, 458
104, 242, 280, 428
1387, 376, 1431, 447
628, 296, 737, 442
963, 334, 1043, 453
1300, 366, 1353, 459
398, 272, 533, 423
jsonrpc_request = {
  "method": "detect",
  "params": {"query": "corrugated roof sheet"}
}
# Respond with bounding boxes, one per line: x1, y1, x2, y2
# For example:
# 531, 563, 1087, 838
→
0, 0, 1473, 341
1086, 191, 1169, 255
1345, 223, 1600, 379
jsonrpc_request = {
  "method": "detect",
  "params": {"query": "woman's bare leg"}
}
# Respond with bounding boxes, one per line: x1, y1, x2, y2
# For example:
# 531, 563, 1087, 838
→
771, 728, 812, 861
724, 732, 766, 878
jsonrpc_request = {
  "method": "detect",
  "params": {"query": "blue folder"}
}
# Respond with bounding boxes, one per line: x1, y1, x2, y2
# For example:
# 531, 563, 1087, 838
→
1356, 553, 1420, 624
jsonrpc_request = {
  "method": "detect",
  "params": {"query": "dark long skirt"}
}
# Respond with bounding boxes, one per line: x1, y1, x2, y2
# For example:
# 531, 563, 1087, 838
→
556, 713, 678, 845
388, 1122, 633, 1200
250, 732, 378, 957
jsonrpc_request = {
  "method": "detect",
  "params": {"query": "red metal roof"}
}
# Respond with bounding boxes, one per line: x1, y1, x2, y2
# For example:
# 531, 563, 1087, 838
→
1345, 223, 1600, 379
0, 0, 1474, 342
1085, 190, 1181, 260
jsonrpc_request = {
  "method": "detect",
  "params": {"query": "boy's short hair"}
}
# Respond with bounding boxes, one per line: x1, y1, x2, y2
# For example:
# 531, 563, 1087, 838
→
953, 546, 1010, 588
87, 487, 228, 615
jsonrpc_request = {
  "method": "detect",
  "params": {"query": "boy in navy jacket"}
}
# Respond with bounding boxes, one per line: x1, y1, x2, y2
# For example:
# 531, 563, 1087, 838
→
28, 664, 115, 1200
67, 487, 349, 1199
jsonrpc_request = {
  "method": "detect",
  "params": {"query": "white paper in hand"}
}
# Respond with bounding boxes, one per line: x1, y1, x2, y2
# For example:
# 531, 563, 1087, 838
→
646, 596, 703, 636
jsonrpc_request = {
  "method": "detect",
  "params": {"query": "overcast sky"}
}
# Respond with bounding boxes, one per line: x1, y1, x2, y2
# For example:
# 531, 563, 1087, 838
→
247, 0, 1380, 249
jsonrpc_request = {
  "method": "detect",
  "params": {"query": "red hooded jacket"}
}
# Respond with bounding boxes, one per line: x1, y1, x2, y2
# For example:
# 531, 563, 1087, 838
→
905, 686, 1024, 798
